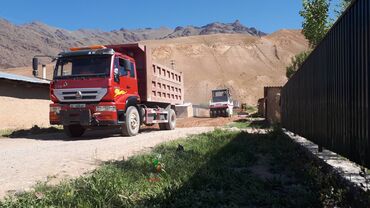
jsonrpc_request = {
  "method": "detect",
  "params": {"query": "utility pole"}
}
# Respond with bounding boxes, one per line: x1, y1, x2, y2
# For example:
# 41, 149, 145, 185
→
170, 60, 175, 70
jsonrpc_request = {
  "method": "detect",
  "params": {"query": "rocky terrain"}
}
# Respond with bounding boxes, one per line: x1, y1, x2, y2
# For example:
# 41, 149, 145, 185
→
0, 18, 264, 69
145, 30, 308, 104
0, 18, 308, 108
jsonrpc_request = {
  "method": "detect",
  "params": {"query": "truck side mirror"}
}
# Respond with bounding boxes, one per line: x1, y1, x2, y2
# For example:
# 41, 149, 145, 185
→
32, 57, 39, 77
114, 68, 120, 83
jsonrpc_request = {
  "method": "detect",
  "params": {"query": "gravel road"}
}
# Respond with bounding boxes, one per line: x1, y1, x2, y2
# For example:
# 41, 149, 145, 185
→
0, 127, 214, 198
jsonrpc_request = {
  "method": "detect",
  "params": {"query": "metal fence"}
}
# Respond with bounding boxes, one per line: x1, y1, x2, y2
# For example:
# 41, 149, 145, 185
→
281, 0, 370, 168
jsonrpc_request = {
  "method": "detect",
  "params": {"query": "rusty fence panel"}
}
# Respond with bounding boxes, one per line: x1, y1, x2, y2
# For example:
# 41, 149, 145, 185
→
281, 0, 370, 168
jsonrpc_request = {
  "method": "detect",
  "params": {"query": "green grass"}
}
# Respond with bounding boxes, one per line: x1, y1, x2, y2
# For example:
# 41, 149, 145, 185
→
0, 125, 63, 138
245, 105, 257, 114
227, 118, 270, 129
1, 129, 369, 207
227, 120, 251, 129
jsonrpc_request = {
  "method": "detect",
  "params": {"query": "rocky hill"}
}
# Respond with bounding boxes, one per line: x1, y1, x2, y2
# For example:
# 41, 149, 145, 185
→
0, 18, 265, 69
2, 29, 308, 105
144, 30, 307, 104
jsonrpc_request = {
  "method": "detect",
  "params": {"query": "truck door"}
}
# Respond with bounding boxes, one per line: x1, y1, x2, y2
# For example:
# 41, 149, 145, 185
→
114, 56, 138, 97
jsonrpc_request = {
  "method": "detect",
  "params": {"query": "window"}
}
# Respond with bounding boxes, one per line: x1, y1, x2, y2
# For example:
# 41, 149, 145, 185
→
130, 62, 135, 78
114, 58, 127, 76
55, 55, 111, 78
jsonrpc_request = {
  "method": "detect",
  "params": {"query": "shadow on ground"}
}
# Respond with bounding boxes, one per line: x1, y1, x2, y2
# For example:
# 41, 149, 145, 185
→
133, 131, 320, 207
110, 130, 369, 207
4, 125, 161, 141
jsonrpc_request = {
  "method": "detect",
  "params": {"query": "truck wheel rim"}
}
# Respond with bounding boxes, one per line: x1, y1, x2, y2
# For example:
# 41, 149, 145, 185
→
130, 113, 138, 130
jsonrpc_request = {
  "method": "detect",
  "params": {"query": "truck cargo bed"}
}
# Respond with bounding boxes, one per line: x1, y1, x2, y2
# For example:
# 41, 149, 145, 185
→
106, 44, 184, 105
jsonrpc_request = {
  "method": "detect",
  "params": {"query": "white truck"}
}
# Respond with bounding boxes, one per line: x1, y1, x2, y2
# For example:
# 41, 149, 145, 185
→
209, 88, 233, 117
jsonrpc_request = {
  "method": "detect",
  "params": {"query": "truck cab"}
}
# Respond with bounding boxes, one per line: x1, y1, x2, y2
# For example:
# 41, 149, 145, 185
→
209, 88, 233, 117
33, 44, 183, 137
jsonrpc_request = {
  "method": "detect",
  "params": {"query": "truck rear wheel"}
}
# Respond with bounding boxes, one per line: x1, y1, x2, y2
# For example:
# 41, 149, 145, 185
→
122, 106, 140, 137
63, 124, 85, 138
159, 109, 176, 130
210, 110, 214, 118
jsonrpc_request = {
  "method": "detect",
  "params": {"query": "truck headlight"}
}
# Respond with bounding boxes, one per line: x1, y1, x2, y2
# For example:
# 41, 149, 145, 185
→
50, 106, 61, 114
96, 106, 116, 112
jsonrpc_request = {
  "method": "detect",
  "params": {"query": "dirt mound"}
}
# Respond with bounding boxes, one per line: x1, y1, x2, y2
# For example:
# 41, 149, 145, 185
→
144, 30, 308, 104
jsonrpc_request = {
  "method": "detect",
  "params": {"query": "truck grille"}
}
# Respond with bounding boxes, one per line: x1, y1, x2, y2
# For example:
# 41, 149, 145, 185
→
54, 88, 107, 102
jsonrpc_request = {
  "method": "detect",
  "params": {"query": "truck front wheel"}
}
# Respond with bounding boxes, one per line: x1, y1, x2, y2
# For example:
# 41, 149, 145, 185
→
159, 109, 176, 130
122, 106, 140, 137
63, 124, 85, 138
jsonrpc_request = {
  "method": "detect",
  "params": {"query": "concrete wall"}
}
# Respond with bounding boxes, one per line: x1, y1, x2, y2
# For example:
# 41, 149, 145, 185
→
264, 87, 282, 124
192, 105, 210, 118
0, 79, 49, 100
0, 79, 50, 129
175, 104, 193, 118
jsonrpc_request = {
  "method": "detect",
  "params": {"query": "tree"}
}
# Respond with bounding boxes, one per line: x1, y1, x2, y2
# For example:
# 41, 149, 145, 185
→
300, 0, 331, 48
335, 0, 352, 17
286, 0, 350, 79
286, 51, 311, 79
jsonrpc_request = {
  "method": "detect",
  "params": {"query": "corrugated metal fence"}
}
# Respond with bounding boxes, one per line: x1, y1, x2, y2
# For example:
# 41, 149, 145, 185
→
281, 0, 370, 168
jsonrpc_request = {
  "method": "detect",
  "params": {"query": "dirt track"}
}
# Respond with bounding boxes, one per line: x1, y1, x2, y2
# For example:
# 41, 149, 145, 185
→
0, 127, 214, 199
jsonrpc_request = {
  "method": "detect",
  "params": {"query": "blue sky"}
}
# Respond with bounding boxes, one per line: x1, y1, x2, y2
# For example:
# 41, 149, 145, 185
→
0, 0, 342, 33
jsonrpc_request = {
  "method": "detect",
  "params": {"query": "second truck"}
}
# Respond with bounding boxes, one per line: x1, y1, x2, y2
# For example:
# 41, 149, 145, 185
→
209, 88, 234, 117
32, 44, 184, 137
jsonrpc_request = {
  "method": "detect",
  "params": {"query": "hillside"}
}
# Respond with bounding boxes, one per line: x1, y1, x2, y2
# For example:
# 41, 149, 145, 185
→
0, 18, 264, 69
144, 30, 308, 104
2, 30, 308, 105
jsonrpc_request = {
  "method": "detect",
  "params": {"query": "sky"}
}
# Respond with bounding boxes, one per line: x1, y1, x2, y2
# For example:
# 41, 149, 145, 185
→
0, 0, 343, 33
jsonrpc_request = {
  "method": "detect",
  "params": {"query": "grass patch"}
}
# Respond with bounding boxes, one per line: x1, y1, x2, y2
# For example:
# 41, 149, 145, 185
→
245, 105, 257, 114
0, 125, 63, 138
1, 129, 369, 207
227, 118, 270, 129
227, 120, 251, 129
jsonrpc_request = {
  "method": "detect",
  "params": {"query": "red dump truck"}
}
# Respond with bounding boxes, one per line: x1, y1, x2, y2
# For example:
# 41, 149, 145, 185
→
32, 44, 184, 137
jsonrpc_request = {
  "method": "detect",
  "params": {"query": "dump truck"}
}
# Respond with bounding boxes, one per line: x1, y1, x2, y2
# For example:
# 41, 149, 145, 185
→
209, 88, 233, 117
32, 44, 184, 137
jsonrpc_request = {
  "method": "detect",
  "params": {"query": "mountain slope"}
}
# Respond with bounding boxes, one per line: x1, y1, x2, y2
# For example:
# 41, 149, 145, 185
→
0, 18, 265, 69
142, 30, 307, 104
2, 30, 308, 105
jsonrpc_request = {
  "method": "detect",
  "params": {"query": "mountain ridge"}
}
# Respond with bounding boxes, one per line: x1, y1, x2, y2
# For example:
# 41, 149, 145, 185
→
0, 18, 266, 69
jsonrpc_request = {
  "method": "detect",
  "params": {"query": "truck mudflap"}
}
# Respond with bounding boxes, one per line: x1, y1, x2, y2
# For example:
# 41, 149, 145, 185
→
60, 109, 91, 126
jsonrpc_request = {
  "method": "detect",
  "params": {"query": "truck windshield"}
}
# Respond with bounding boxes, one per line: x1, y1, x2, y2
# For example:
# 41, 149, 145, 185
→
54, 55, 111, 79
212, 91, 228, 102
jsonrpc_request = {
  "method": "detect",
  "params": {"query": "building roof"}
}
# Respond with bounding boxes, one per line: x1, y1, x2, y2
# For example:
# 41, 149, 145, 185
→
0, 71, 50, 85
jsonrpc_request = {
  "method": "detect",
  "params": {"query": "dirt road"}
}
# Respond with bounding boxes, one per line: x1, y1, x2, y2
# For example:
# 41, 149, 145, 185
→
0, 127, 213, 198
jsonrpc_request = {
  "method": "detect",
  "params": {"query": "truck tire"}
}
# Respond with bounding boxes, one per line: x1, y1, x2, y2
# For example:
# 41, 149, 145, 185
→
159, 109, 176, 130
63, 124, 85, 138
226, 111, 230, 117
122, 106, 140, 137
